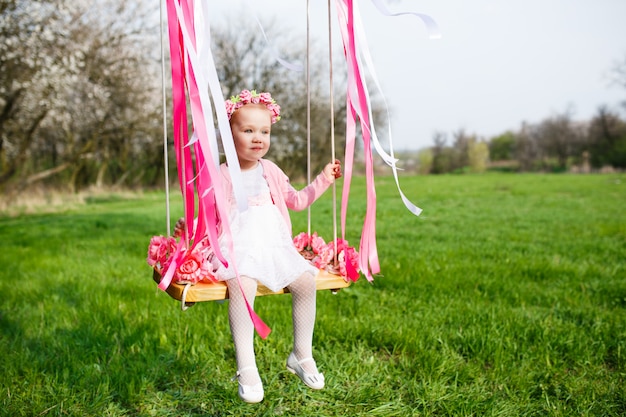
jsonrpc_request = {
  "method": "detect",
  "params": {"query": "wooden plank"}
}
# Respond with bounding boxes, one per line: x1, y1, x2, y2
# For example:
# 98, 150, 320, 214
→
152, 268, 351, 303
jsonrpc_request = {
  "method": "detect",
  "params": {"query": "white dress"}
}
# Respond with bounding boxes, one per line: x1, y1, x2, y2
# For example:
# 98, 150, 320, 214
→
213, 163, 318, 292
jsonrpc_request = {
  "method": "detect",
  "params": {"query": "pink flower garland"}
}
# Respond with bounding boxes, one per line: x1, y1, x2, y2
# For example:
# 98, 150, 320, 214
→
148, 229, 361, 285
147, 234, 215, 285
225, 89, 281, 124
293, 232, 361, 282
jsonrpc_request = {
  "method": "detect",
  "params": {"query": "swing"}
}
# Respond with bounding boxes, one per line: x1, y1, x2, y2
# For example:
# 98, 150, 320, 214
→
150, 1, 436, 311
152, 269, 350, 305
151, 1, 353, 309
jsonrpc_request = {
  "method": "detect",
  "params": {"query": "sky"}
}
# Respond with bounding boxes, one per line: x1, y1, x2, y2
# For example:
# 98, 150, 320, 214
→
209, 0, 626, 150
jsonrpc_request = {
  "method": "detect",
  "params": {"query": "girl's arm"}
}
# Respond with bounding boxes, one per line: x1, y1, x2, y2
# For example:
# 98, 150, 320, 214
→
283, 160, 342, 211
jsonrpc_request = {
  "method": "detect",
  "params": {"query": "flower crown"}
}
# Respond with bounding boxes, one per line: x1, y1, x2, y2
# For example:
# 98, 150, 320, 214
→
225, 89, 281, 124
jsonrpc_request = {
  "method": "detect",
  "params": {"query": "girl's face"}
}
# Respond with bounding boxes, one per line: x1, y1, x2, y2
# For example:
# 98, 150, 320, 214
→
230, 104, 272, 170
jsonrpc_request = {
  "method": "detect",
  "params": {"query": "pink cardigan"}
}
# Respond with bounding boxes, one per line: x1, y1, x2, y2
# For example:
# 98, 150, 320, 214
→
219, 159, 333, 236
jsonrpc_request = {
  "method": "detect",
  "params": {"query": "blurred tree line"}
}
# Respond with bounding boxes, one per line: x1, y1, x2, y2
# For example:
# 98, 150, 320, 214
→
413, 102, 626, 174
413, 54, 626, 174
1, 0, 625, 200
1, 0, 164, 194
0, 0, 347, 197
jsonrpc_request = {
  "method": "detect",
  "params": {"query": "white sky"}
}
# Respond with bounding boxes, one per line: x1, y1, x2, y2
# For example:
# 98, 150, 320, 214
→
208, 0, 626, 150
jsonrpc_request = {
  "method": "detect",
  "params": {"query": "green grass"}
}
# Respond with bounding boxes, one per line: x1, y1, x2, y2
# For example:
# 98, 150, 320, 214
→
0, 173, 624, 416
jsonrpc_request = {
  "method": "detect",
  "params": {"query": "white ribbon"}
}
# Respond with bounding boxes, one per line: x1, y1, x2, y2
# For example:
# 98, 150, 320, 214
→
368, 0, 442, 40
345, 0, 440, 216
244, 0, 304, 72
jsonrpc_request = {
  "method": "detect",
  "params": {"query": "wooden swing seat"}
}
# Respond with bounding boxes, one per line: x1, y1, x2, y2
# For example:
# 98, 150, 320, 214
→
153, 268, 350, 305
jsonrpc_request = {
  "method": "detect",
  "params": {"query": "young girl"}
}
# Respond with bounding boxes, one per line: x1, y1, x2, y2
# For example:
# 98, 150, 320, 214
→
213, 89, 341, 403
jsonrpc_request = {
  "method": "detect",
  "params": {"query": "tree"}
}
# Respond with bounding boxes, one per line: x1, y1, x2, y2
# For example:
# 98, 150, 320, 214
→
416, 147, 433, 175
586, 106, 626, 169
212, 17, 348, 181
514, 122, 541, 171
1, 2, 384, 197
609, 53, 626, 110
489, 131, 516, 161
535, 109, 584, 171
0, 0, 76, 186
0, 0, 163, 192
467, 139, 489, 173
430, 131, 453, 174
451, 128, 471, 172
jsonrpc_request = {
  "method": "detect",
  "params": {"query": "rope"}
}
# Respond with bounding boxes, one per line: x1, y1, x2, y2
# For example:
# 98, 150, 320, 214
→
306, 0, 312, 236
157, 1, 341, 275
181, 282, 192, 311
306, 0, 338, 249
327, 0, 338, 251
159, 0, 171, 236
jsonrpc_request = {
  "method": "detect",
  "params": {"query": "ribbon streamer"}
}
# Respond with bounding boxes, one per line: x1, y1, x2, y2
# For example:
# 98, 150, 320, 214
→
334, 0, 438, 278
335, 0, 379, 280
353, 0, 428, 216
158, 0, 437, 335
368, 0, 441, 40
242, 0, 304, 72
160, 0, 270, 339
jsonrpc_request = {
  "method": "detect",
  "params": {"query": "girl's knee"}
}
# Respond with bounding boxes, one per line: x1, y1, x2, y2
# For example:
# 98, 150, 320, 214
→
227, 276, 258, 299
289, 272, 316, 294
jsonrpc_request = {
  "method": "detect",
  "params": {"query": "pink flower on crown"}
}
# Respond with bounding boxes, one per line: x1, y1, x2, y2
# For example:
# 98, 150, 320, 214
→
225, 100, 237, 117
267, 103, 281, 123
238, 89, 253, 103
259, 92, 272, 102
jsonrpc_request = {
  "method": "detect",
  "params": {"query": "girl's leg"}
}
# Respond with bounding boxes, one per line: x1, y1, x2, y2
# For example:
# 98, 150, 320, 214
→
286, 271, 319, 374
226, 276, 261, 386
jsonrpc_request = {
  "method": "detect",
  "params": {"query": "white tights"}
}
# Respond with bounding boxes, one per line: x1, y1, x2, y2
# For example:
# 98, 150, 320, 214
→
226, 272, 318, 386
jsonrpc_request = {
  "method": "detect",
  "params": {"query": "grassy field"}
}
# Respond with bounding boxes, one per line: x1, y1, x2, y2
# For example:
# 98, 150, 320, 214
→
0, 173, 624, 416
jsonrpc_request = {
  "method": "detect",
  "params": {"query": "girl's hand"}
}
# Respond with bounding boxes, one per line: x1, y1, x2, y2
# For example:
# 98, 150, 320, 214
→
323, 159, 342, 182
173, 217, 185, 238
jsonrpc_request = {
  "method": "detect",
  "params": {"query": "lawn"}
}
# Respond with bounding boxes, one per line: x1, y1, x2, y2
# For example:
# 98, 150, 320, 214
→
0, 173, 624, 416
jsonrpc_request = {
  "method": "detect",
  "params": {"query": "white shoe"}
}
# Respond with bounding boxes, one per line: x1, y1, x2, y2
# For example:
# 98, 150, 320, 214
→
286, 352, 325, 390
234, 366, 264, 403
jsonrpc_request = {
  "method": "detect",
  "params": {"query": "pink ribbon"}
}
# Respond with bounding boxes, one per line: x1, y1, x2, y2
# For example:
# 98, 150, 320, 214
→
334, 0, 438, 279
159, 0, 270, 339
158, 0, 438, 336
335, 0, 380, 280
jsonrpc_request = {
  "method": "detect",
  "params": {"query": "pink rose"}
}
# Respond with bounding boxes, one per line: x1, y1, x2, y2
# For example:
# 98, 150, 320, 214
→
266, 103, 281, 123
338, 246, 360, 282
147, 236, 176, 267
175, 252, 211, 284
310, 232, 326, 254
313, 243, 334, 269
334, 238, 350, 253
259, 92, 272, 103
293, 232, 310, 252
225, 100, 237, 118
238, 89, 252, 103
